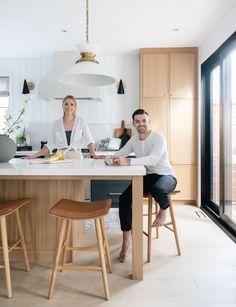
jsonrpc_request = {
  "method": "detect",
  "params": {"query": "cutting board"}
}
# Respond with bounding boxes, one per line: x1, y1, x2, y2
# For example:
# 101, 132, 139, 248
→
114, 120, 132, 138
29, 159, 72, 164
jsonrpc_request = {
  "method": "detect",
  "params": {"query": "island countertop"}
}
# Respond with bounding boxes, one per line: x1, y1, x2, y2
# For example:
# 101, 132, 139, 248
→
0, 158, 146, 177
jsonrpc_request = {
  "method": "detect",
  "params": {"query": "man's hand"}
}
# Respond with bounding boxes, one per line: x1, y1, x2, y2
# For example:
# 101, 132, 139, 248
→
112, 156, 131, 166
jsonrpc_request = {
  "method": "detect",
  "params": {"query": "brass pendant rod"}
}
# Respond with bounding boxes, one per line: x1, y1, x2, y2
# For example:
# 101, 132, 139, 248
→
86, 0, 89, 43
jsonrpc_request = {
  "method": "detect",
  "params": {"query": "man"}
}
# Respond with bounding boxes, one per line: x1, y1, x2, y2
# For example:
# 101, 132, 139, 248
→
112, 109, 177, 263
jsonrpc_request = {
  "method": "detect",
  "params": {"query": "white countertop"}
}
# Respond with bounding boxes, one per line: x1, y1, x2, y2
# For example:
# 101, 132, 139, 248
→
15, 150, 120, 156
0, 158, 146, 177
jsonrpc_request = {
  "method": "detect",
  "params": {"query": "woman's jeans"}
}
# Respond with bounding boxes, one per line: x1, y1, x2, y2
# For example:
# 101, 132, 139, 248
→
119, 174, 177, 231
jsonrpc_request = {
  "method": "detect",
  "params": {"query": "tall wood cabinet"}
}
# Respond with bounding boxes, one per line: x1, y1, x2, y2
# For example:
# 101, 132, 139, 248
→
140, 48, 198, 203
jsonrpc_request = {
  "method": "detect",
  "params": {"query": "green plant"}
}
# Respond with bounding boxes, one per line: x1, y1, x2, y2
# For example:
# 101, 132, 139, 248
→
15, 128, 27, 145
3, 96, 30, 136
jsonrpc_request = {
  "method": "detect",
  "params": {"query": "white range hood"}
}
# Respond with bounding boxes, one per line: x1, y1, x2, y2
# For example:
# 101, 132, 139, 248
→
38, 51, 103, 101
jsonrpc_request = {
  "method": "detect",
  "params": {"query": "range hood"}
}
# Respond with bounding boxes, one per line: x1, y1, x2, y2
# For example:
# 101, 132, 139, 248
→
39, 51, 103, 101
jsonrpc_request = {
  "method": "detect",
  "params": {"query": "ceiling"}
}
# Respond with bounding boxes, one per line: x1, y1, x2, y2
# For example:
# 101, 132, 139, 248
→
0, 0, 235, 57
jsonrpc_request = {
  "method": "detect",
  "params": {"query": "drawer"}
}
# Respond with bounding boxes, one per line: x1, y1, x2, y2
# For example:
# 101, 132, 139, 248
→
91, 180, 131, 208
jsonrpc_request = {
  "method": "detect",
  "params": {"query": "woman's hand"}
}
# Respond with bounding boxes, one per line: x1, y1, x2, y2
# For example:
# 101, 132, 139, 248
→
23, 146, 49, 160
23, 154, 37, 159
91, 153, 104, 159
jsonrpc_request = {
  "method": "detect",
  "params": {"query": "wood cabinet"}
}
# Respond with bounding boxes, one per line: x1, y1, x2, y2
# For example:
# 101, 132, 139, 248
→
140, 48, 198, 203
142, 53, 169, 97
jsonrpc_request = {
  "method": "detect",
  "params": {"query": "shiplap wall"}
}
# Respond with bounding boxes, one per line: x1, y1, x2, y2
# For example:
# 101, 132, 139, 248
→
0, 54, 139, 127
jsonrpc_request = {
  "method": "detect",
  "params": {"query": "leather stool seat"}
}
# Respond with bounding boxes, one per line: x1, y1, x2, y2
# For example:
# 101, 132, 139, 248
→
49, 199, 111, 220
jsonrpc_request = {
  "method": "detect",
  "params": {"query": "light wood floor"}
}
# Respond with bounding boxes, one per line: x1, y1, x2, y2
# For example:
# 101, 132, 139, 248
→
0, 204, 236, 307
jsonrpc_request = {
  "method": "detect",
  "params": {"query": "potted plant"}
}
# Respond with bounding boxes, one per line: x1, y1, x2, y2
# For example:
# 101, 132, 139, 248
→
15, 128, 27, 146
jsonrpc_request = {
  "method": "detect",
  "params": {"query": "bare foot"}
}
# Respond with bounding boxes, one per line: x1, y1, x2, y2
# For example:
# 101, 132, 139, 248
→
119, 231, 131, 263
152, 208, 167, 226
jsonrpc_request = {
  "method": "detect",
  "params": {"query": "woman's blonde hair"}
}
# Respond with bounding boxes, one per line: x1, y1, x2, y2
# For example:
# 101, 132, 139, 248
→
62, 95, 77, 106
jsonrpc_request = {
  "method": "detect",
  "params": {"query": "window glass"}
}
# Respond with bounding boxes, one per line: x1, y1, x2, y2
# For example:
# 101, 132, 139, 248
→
0, 76, 10, 134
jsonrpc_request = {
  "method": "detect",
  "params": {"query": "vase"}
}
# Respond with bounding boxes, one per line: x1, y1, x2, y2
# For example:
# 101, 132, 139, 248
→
0, 134, 17, 162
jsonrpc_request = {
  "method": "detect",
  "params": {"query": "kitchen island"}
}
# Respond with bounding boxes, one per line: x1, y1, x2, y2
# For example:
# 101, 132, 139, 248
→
0, 158, 145, 280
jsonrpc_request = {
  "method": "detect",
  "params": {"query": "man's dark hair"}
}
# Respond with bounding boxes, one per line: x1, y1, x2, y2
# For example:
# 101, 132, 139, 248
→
132, 109, 149, 121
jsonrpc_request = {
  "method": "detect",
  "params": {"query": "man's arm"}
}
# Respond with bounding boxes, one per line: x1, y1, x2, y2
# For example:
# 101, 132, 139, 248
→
112, 155, 131, 166
131, 137, 165, 166
114, 134, 166, 167
111, 137, 134, 166
115, 138, 133, 157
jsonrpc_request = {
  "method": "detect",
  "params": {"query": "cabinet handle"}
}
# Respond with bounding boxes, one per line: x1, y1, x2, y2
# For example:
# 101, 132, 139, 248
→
108, 192, 122, 196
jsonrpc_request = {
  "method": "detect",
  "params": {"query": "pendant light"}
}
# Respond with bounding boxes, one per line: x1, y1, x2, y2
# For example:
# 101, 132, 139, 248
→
59, 0, 116, 87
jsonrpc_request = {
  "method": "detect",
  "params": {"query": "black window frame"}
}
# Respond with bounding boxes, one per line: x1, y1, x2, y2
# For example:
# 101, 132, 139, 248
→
201, 31, 236, 242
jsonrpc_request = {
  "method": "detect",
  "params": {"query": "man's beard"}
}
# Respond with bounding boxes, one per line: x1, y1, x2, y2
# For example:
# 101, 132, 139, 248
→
137, 126, 147, 133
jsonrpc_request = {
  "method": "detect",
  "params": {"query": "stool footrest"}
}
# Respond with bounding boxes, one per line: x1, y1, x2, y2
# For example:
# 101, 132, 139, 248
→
164, 225, 174, 232
0, 239, 22, 253
151, 221, 172, 228
8, 239, 22, 253
61, 265, 102, 271
67, 246, 99, 252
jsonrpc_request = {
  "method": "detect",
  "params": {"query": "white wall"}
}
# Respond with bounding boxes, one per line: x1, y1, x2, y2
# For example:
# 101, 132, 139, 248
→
199, 2, 236, 64
197, 2, 236, 206
0, 54, 139, 147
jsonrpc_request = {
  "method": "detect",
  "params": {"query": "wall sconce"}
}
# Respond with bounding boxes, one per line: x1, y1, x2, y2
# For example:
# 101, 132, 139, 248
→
117, 79, 125, 94
22, 79, 35, 94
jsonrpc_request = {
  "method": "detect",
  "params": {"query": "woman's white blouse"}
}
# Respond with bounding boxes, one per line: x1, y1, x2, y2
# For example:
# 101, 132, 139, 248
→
46, 117, 94, 152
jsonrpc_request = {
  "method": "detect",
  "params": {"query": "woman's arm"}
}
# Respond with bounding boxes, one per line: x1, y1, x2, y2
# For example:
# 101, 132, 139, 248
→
24, 146, 50, 159
87, 143, 100, 159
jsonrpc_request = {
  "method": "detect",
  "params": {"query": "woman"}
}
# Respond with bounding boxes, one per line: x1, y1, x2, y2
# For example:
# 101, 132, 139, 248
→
25, 95, 98, 159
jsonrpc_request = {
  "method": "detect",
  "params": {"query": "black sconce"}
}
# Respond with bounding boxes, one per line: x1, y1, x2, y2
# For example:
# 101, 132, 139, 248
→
22, 79, 35, 94
22, 79, 30, 94
117, 79, 125, 94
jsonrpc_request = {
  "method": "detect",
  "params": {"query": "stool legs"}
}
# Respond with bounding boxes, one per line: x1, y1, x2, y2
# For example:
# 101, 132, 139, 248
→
168, 198, 181, 255
147, 196, 153, 263
15, 209, 30, 272
48, 219, 67, 299
60, 220, 72, 272
155, 202, 159, 238
0, 216, 12, 298
100, 217, 112, 273
95, 217, 110, 300
48, 216, 111, 300
144, 194, 181, 262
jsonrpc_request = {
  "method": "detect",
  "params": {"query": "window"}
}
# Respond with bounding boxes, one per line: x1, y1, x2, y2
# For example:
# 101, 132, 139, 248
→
201, 32, 236, 241
0, 76, 10, 133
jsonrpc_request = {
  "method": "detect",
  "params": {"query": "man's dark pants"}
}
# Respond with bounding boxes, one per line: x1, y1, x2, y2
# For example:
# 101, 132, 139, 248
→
119, 174, 177, 231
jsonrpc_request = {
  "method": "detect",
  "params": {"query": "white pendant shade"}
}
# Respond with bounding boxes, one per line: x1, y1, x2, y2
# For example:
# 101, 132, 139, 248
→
59, 43, 116, 87
59, 61, 116, 87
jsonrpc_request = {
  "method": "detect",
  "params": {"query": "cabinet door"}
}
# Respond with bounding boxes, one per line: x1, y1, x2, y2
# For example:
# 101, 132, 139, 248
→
91, 180, 131, 208
141, 53, 169, 98
170, 53, 196, 98
172, 164, 197, 201
142, 98, 168, 138
169, 98, 197, 164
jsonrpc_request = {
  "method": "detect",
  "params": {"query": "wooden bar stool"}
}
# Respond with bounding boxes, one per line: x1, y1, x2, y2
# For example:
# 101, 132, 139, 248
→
143, 190, 181, 262
48, 198, 112, 300
0, 198, 31, 298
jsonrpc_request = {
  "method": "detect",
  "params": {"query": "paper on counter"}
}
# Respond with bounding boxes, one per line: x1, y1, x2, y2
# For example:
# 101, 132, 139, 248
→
29, 159, 72, 164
